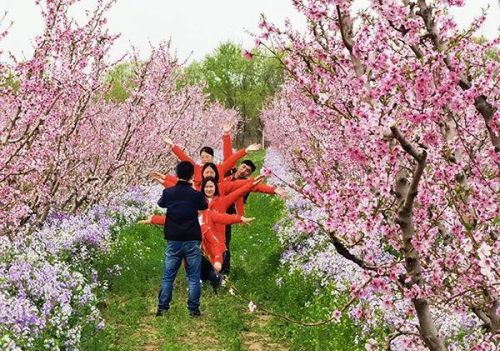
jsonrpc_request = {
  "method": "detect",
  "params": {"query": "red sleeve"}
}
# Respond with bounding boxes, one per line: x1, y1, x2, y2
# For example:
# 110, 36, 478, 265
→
210, 211, 242, 225
172, 145, 194, 164
217, 148, 246, 176
235, 197, 245, 216
220, 179, 250, 194
223, 134, 233, 161
151, 215, 166, 225
253, 183, 276, 194
220, 179, 253, 211
162, 175, 178, 188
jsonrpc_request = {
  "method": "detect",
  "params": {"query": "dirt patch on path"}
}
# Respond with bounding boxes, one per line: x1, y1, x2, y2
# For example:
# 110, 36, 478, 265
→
134, 298, 163, 351
242, 314, 289, 351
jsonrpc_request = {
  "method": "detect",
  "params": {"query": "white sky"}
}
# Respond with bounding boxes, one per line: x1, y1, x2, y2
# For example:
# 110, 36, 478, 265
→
1, 0, 498, 64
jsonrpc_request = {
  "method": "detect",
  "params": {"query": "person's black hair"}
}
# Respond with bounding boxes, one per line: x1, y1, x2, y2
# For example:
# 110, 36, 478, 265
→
224, 167, 237, 177
176, 161, 194, 180
201, 162, 220, 182
201, 176, 220, 197
242, 160, 256, 173
200, 146, 214, 157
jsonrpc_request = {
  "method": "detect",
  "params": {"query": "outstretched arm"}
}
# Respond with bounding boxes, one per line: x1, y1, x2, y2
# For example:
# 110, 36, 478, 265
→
163, 136, 195, 164
218, 143, 260, 175
163, 175, 178, 188
210, 212, 242, 225
219, 179, 249, 195
220, 175, 265, 210
149, 171, 165, 186
138, 214, 166, 225
211, 212, 255, 226
252, 183, 276, 194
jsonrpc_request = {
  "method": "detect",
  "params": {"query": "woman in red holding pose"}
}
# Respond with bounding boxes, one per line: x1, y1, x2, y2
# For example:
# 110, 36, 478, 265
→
161, 136, 261, 187
140, 175, 263, 289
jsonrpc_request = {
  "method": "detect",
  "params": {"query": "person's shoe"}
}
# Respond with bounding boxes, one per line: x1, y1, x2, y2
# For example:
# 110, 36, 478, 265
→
189, 309, 201, 317
155, 308, 168, 317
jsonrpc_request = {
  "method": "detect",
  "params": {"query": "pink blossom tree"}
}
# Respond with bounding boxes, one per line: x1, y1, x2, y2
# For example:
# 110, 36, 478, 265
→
259, 0, 498, 349
0, 0, 239, 236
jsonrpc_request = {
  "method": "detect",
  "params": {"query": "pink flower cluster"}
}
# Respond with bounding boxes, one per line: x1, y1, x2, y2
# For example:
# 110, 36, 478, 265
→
260, 0, 499, 349
0, 0, 239, 236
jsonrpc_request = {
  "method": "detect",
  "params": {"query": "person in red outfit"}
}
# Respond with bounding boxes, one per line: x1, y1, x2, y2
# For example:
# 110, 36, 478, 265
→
150, 162, 256, 197
161, 136, 261, 186
220, 121, 287, 275
139, 175, 262, 290
140, 211, 253, 273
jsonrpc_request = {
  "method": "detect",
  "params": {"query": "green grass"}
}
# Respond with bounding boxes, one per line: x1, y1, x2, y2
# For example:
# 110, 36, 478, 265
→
83, 150, 367, 350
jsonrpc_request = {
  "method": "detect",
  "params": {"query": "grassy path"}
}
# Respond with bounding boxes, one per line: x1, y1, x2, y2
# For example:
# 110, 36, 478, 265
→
83, 152, 364, 351
83, 199, 289, 351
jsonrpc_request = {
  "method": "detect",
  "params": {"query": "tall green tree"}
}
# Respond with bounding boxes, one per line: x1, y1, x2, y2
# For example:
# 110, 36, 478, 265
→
182, 42, 283, 146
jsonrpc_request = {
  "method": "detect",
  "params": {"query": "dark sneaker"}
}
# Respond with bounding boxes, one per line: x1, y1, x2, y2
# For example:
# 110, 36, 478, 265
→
155, 308, 168, 317
189, 309, 201, 317
210, 274, 222, 293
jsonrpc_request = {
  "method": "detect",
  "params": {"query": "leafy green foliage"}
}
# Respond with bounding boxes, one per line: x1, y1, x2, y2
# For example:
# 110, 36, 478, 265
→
104, 63, 136, 102
181, 43, 284, 145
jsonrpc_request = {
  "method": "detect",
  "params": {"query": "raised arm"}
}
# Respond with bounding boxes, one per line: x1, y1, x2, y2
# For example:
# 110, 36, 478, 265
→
163, 136, 195, 164
222, 121, 234, 161
218, 143, 261, 175
218, 148, 245, 176
171, 145, 194, 164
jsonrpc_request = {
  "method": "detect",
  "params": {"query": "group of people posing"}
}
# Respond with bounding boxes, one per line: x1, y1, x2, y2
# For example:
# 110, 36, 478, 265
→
139, 123, 285, 317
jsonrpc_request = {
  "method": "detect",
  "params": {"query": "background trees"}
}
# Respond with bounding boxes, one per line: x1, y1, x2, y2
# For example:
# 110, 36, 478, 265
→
182, 42, 283, 146
0, 0, 239, 236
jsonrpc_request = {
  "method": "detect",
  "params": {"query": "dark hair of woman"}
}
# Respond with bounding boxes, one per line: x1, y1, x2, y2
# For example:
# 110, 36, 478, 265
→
201, 162, 220, 183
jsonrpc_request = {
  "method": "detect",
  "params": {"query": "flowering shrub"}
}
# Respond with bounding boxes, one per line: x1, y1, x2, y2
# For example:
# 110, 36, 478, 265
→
0, 0, 239, 236
0, 184, 162, 350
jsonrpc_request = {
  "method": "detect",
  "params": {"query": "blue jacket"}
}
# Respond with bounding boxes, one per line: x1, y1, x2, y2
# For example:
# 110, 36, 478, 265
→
157, 180, 208, 241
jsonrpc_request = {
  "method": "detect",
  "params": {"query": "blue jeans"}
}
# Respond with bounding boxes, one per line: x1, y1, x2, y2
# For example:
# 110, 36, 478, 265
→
158, 240, 201, 312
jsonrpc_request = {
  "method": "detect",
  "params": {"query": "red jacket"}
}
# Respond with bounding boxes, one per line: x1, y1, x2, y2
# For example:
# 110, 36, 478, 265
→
150, 211, 242, 267
222, 175, 276, 215
207, 179, 255, 241
171, 141, 246, 185
162, 175, 250, 197
222, 134, 276, 215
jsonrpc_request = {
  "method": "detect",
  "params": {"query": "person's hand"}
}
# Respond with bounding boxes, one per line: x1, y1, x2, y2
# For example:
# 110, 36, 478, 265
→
214, 262, 222, 272
149, 171, 165, 180
245, 143, 261, 153
241, 216, 255, 225
223, 121, 232, 134
149, 171, 165, 185
137, 215, 153, 224
253, 174, 265, 186
162, 136, 174, 148
274, 187, 287, 199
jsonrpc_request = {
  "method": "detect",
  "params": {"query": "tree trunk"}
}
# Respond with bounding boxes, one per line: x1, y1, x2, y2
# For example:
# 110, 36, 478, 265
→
391, 126, 447, 351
